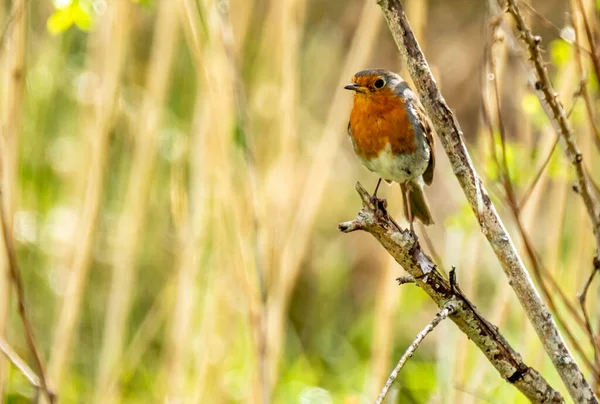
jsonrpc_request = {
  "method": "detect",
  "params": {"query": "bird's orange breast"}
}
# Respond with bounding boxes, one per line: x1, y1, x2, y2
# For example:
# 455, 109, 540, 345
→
349, 91, 416, 159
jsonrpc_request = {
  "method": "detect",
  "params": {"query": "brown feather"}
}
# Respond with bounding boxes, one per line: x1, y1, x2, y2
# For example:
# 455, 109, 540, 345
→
416, 101, 435, 186
349, 89, 416, 159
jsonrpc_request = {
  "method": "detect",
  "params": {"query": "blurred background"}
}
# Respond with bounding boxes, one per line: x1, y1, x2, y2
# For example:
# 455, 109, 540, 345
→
0, 0, 599, 402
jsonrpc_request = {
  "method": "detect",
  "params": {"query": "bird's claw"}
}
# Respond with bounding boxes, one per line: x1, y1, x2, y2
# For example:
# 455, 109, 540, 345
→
369, 195, 402, 232
369, 195, 387, 217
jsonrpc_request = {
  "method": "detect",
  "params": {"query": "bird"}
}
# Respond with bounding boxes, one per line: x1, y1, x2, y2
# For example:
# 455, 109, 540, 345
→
344, 68, 435, 232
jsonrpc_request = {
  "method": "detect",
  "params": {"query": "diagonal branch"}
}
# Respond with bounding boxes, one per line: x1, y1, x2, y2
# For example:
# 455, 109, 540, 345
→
375, 301, 457, 404
504, 0, 600, 255
0, 336, 41, 390
339, 183, 563, 403
0, 192, 54, 403
375, 0, 597, 402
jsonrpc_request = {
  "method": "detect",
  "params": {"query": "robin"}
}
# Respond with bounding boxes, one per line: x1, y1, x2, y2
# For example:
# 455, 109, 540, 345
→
344, 68, 435, 232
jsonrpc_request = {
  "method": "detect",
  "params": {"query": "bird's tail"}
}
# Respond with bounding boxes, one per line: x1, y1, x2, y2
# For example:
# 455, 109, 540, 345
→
401, 180, 434, 226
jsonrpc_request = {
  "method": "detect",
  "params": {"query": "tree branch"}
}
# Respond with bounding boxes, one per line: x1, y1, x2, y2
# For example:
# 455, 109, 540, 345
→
503, 0, 600, 255
375, 0, 597, 402
340, 183, 563, 403
375, 302, 457, 404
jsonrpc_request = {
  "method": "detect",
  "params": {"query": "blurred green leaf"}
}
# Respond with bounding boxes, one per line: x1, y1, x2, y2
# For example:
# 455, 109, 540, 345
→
47, 8, 74, 35
547, 150, 566, 180
444, 202, 476, 232
549, 39, 572, 68
521, 93, 547, 129
569, 98, 587, 127
72, 4, 93, 31
483, 131, 529, 187
402, 360, 437, 399
233, 121, 248, 151
47, 1, 94, 34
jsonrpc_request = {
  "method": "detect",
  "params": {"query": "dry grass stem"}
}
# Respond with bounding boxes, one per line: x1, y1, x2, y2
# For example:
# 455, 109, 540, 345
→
0, 336, 41, 390
267, 0, 383, 389
95, 2, 180, 401
0, 181, 53, 403
0, 0, 24, 395
47, 2, 132, 394
1, 0, 598, 401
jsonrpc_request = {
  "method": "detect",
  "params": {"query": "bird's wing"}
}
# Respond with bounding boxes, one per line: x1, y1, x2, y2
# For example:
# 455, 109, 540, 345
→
416, 101, 435, 186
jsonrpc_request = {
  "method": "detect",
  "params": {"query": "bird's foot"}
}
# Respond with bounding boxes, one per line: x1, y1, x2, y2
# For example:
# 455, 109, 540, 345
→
369, 194, 387, 216
369, 195, 402, 232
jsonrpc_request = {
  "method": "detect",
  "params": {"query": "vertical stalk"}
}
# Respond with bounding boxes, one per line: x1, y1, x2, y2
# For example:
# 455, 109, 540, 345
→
0, 0, 25, 398
267, 0, 383, 388
46, 1, 132, 395
94, 2, 179, 402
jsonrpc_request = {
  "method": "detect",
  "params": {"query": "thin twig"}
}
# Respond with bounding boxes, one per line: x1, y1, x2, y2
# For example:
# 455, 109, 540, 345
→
376, 0, 595, 401
520, 0, 593, 56
0, 194, 54, 402
375, 302, 457, 404
574, 0, 600, 85
570, 6, 600, 382
518, 133, 560, 210
483, 30, 598, 377
578, 256, 600, 362
513, 210, 599, 376
0, 336, 41, 389
395, 274, 415, 285
572, 10, 600, 154
505, 0, 600, 264
417, 223, 445, 273
340, 183, 564, 403
213, 2, 270, 401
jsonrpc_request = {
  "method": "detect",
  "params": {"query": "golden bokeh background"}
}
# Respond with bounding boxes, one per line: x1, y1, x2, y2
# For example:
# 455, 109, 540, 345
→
0, 0, 598, 402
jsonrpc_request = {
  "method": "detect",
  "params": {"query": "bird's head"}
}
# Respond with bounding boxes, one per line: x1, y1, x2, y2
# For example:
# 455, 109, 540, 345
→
344, 69, 404, 97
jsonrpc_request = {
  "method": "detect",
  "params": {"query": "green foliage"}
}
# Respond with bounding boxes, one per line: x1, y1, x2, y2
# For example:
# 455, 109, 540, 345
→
483, 131, 531, 188
549, 39, 572, 69
521, 93, 547, 130
47, 0, 153, 34
47, 0, 93, 34
401, 360, 437, 400
14, 1, 597, 402
444, 202, 476, 232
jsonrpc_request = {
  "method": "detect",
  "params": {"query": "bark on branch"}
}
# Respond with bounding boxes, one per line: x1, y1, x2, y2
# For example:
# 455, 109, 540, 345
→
374, 0, 597, 402
339, 183, 563, 403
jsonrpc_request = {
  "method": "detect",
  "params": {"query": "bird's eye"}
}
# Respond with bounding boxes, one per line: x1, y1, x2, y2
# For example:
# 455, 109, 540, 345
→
374, 78, 385, 89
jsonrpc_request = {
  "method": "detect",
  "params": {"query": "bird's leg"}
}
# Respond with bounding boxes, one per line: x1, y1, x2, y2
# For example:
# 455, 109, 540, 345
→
372, 178, 382, 198
369, 178, 386, 216
368, 179, 400, 231
404, 185, 414, 234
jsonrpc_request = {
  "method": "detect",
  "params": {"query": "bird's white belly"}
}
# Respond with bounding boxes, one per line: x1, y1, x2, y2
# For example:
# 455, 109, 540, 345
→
359, 143, 429, 183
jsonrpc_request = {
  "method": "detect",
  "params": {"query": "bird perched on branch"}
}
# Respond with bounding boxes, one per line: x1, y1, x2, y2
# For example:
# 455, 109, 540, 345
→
344, 68, 435, 232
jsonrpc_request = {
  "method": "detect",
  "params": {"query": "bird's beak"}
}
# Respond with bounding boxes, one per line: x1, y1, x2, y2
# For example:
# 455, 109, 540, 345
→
344, 83, 366, 93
